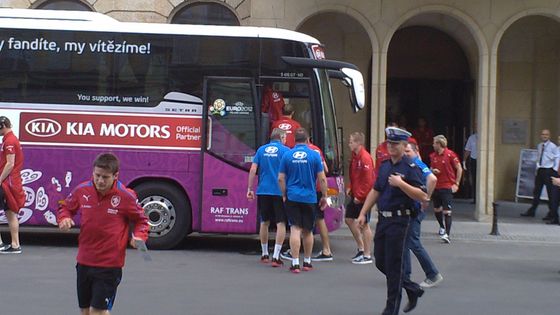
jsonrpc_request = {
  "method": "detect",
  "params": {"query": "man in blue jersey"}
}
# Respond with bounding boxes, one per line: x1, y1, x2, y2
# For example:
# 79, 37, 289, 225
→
404, 140, 443, 288
278, 128, 328, 273
247, 128, 290, 267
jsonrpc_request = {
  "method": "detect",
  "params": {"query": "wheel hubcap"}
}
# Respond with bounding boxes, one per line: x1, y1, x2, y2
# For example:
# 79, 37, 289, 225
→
140, 195, 176, 237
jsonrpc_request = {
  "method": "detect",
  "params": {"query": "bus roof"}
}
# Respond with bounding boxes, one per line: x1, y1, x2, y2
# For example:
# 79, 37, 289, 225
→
0, 8, 320, 44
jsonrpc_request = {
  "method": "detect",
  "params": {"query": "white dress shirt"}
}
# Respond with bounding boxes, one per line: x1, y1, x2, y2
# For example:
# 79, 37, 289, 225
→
536, 140, 558, 169
464, 133, 477, 159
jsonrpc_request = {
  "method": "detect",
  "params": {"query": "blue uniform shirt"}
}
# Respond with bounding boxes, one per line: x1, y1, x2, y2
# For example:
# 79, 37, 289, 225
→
374, 155, 425, 211
279, 143, 323, 204
412, 156, 432, 182
252, 140, 290, 196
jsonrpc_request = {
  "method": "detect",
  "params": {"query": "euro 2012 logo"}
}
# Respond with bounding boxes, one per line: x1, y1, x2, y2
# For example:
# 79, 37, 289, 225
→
209, 99, 226, 117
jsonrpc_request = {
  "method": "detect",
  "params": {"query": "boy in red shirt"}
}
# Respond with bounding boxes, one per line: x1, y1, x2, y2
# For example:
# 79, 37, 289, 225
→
429, 135, 462, 243
58, 153, 149, 315
0, 116, 25, 254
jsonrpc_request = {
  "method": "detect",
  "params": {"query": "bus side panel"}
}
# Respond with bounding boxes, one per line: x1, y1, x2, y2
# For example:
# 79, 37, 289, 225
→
200, 153, 257, 233
11, 146, 201, 230
323, 176, 345, 232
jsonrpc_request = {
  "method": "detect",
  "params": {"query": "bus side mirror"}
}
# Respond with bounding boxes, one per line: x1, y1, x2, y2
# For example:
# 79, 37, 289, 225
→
328, 69, 365, 113
340, 68, 365, 112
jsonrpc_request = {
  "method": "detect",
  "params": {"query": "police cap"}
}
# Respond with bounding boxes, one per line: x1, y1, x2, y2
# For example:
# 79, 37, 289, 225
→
385, 126, 411, 143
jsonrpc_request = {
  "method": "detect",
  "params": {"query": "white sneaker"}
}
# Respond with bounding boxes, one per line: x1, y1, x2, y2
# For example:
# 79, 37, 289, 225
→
440, 233, 450, 244
420, 273, 443, 288
438, 227, 445, 236
0, 243, 8, 251
352, 256, 373, 265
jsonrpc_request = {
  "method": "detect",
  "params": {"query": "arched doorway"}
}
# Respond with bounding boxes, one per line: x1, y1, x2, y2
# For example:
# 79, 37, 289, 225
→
297, 12, 372, 174
386, 14, 478, 200
494, 15, 560, 201
170, 1, 239, 26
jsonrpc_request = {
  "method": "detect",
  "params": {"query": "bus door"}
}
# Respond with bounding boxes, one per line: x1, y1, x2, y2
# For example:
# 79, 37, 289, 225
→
200, 77, 259, 233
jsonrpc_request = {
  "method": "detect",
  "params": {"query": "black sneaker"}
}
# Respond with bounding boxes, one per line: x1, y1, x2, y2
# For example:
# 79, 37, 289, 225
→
352, 256, 373, 265
0, 245, 22, 254
0, 243, 9, 251
312, 251, 333, 262
290, 264, 301, 274
271, 258, 284, 267
260, 255, 270, 263
351, 250, 364, 262
280, 249, 293, 260
303, 262, 313, 271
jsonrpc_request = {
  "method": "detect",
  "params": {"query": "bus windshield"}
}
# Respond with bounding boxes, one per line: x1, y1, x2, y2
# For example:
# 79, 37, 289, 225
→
316, 68, 340, 174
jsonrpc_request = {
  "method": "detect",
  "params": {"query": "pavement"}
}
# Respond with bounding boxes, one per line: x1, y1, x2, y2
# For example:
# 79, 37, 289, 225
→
330, 199, 560, 245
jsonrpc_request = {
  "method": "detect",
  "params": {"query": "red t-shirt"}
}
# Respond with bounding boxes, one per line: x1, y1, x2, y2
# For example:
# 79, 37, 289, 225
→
1, 131, 24, 177
429, 148, 461, 189
271, 117, 301, 148
261, 87, 285, 123
412, 127, 434, 162
1, 131, 25, 211
349, 146, 374, 203
57, 180, 149, 268
374, 141, 390, 182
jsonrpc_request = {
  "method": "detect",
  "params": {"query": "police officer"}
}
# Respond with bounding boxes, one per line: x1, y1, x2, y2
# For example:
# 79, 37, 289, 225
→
357, 127, 427, 315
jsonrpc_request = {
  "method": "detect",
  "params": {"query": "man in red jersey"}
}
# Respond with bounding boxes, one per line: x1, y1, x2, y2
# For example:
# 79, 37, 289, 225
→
0, 116, 25, 254
261, 84, 285, 124
271, 104, 301, 148
346, 132, 375, 264
58, 153, 149, 315
429, 135, 462, 244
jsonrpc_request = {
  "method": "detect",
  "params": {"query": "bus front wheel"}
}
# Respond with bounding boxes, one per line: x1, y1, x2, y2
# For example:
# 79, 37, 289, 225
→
134, 182, 191, 250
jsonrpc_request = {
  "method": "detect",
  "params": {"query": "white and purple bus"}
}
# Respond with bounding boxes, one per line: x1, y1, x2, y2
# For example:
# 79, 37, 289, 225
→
0, 9, 365, 249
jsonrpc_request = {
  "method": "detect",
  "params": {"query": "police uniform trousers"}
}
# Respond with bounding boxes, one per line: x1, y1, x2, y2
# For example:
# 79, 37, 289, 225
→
374, 214, 422, 315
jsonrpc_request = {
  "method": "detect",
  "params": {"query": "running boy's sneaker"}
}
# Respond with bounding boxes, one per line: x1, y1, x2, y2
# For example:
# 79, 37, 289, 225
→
260, 255, 270, 263
271, 258, 284, 268
0, 245, 22, 254
290, 264, 301, 274
351, 250, 364, 262
440, 234, 451, 244
280, 249, 293, 260
303, 262, 313, 271
420, 273, 444, 288
0, 243, 9, 251
352, 256, 373, 265
438, 227, 446, 236
312, 251, 333, 262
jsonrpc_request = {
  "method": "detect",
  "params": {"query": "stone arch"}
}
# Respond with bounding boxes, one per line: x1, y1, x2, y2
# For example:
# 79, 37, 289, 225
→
490, 9, 560, 205
168, 0, 241, 25
31, 0, 94, 11
295, 8, 378, 173
381, 5, 490, 219
294, 5, 380, 153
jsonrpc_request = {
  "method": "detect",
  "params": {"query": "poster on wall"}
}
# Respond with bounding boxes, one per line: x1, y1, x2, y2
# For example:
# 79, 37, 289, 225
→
502, 119, 528, 144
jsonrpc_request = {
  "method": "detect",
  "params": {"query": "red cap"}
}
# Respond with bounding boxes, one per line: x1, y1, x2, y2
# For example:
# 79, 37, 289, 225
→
407, 137, 418, 145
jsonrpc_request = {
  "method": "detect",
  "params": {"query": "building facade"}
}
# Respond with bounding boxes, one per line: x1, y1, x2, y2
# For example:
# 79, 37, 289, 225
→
3, 0, 560, 220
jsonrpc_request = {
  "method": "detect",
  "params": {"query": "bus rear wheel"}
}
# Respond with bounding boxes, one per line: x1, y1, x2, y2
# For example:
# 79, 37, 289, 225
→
134, 182, 191, 250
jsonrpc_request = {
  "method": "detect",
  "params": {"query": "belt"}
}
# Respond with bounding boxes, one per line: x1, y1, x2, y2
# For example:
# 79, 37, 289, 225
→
379, 209, 411, 217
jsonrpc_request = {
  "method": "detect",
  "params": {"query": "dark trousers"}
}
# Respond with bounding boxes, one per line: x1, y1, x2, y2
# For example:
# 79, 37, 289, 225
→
529, 168, 559, 217
469, 157, 477, 202
374, 216, 422, 315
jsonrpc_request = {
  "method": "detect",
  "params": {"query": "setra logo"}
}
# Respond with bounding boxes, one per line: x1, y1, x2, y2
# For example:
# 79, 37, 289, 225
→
25, 118, 62, 137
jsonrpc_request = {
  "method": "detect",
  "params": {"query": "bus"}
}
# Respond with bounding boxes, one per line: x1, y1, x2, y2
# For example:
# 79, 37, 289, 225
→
0, 9, 365, 249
